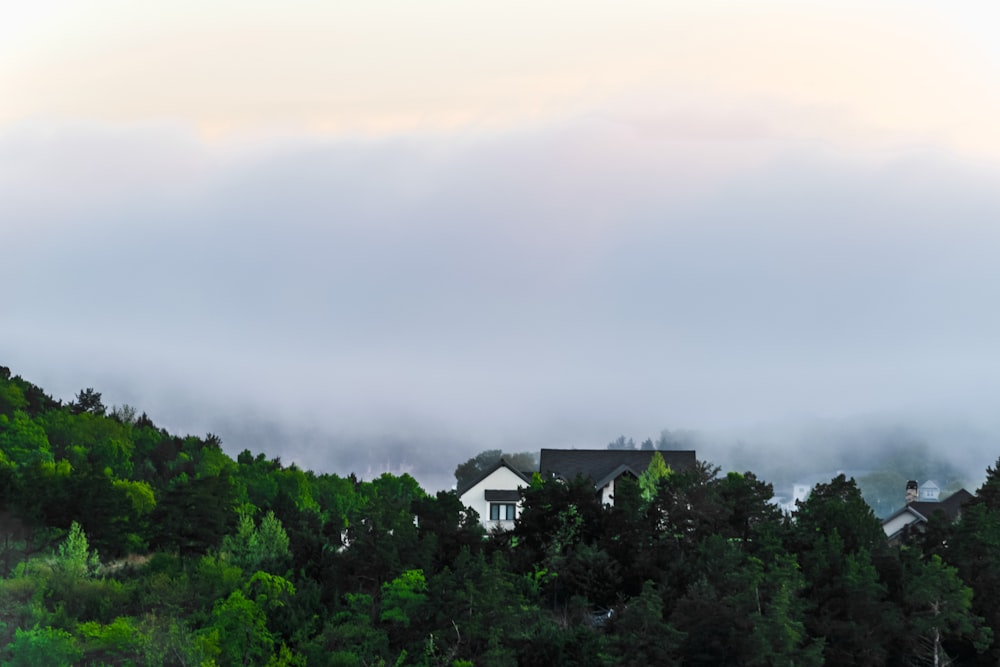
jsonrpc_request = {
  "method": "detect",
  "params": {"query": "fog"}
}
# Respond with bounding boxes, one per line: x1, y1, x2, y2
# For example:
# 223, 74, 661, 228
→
5, 115, 1000, 491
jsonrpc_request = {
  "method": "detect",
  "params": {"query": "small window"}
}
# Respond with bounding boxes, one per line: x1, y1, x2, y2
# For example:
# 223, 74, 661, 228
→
490, 503, 516, 521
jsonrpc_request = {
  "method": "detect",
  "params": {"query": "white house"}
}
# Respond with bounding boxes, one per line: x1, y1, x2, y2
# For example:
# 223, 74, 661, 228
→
457, 459, 532, 531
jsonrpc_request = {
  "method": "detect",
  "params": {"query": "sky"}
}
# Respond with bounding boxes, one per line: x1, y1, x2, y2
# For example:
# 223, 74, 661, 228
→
5, 1, 1000, 490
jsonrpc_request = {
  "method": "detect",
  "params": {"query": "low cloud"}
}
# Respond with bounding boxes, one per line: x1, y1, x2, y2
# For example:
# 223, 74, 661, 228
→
5, 111, 1000, 490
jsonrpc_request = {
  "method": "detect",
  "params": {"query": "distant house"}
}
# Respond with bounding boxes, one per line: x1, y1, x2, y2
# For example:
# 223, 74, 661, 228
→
770, 470, 871, 514
539, 449, 697, 506
771, 482, 815, 514
457, 459, 532, 531
882, 487, 973, 544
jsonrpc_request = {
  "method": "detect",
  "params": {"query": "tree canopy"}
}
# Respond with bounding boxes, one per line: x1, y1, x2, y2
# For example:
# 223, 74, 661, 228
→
0, 367, 997, 665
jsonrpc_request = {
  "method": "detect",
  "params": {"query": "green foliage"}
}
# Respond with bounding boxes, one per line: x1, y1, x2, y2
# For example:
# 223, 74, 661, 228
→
1, 626, 81, 667
608, 581, 684, 666
794, 474, 885, 555
223, 510, 292, 573
69, 388, 105, 416
0, 411, 53, 467
637, 450, 672, 502
245, 570, 296, 612
0, 381, 27, 419
380, 569, 427, 627
54, 521, 99, 579
76, 615, 151, 662
113, 478, 156, 514
150, 472, 238, 556
200, 589, 274, 666
901, 551, 992, 663
3, 367, 1000, 666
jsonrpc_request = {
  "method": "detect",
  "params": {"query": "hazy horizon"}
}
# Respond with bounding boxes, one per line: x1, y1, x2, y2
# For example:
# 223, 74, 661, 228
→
6, 1, 1000, 492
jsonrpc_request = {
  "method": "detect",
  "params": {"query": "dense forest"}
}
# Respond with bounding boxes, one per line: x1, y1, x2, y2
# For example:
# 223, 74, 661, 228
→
1, 366, 1000, 666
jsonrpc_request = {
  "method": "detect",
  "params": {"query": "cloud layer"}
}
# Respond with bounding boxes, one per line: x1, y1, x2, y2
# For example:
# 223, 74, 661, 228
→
6, 0, 1000, 488
6, 109, 1000, 488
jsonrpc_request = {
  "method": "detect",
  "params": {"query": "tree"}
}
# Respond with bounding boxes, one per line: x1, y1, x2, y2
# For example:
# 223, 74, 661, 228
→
715, 471, 783, 546
149, 472, 238, 557
54, 520, 99, 579
0, 378, 27, 419
794, 474, 884, 555
108, 403, 137, 425
200, 589, 274, 665
900, 550, 991, 665
608, 581, 684, 666
607, 435, 636, 450
380, 568, 427, 628
223, 511, 292, 573
0, 410, 53, 467
972, 456, 1000, 512
2, 626, 81, 666
934, 502, 1000, 661
638, 451, 672, 502
69, 388, 105, 416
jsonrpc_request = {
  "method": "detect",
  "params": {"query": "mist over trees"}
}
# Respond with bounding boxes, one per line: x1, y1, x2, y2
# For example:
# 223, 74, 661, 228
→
1, 366, 1000, 664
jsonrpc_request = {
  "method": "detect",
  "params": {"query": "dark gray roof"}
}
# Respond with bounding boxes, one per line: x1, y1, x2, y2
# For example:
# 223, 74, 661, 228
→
456, 458, 532, 497
539, 449, 697, 487
908, 489, 974, 522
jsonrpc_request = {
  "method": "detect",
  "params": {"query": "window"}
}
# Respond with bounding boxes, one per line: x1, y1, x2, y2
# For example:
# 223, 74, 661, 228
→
490, 503, 516, 521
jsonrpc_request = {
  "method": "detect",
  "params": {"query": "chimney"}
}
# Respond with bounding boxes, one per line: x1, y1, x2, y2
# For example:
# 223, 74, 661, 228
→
906, 480, 918, 504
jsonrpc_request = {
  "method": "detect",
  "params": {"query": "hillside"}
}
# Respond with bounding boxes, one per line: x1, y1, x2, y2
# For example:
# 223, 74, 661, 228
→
1, 366, 1000, 665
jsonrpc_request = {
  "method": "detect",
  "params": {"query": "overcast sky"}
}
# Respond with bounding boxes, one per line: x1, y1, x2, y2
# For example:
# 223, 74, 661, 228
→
5, 1, 1000, 490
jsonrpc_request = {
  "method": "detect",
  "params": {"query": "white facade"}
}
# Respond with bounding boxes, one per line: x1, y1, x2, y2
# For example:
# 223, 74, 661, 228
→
458, 463, 529, 531
882, 508, 922, 539
920, 480, 941, 501
599, 478, 615, 506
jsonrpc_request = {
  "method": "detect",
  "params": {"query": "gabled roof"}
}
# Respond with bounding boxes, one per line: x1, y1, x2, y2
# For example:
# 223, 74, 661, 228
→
539, 449, 697, 488
456, 458, 532, 497
593, 463, 642, 492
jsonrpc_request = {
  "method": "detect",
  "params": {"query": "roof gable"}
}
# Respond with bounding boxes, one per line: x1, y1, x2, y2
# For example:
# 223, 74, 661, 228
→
456, 458, 532, 497
593, 463, 642, 491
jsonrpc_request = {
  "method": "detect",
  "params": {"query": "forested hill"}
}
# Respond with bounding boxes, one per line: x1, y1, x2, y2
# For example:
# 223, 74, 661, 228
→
3, 366, 1000, 665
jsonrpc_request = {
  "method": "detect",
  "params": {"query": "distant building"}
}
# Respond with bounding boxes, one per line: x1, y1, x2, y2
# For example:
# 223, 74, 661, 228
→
882, 479, 973, 544
456, 449, 698, 530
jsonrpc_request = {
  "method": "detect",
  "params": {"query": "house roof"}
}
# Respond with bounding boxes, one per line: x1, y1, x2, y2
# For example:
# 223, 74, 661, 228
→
909, 488, 973, 521
456, 458, 532, 497
593, 463, 643, 491
539, 449, 697, 488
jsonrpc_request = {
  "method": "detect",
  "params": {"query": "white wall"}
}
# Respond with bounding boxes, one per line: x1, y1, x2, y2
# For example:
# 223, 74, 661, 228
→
458, 465, 527, 531
882, 511, 919, 538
